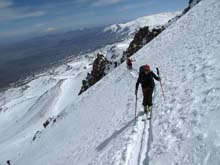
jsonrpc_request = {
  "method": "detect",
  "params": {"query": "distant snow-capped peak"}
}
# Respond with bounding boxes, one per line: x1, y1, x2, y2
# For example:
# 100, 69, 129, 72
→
104, 12, 180, 35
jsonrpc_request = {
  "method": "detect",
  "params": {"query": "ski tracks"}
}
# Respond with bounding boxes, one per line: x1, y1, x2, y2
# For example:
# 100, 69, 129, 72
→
118, 69, 161, 165
94, 69, 155, 165
122, 110, 153, 165
116, 70, 155, 165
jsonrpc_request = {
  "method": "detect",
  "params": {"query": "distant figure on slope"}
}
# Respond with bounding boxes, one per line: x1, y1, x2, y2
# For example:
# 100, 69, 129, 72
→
7, 160, 10, 165
126, 58, 133, 70
135, 64, 160, 113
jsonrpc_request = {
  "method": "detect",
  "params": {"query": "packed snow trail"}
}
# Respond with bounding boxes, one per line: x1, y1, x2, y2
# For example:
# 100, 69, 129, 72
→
130, 0, 220, 164
124, 85, 158, 165
0, 67, 147, 165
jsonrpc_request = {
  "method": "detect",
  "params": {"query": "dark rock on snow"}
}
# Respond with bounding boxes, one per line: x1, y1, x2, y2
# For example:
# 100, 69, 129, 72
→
79, 53, 110, 95
121, 26, 164, 62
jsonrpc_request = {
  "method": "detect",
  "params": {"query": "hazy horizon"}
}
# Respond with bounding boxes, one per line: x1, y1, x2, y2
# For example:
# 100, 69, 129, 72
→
0, 0, 188, 44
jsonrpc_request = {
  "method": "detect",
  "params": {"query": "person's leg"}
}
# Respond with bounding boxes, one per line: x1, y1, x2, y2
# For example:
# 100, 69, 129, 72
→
145, 88, 153, 112
142, 88, 146, 105
146, 89, 153, 106
142, 88, 148, 113
128, 64, 132, 70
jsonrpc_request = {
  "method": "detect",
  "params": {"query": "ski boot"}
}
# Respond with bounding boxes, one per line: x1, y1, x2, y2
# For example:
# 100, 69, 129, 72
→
148, 106, 152, 112
144, 106, 148, 114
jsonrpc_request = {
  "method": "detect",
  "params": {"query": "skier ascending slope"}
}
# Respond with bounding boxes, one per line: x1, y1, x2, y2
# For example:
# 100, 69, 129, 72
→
126, 58, 133, 70
135, 64, 160, 114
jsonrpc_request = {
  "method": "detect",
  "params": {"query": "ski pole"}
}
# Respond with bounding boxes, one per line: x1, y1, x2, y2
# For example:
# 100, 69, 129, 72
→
156, 68, 165, 100
135, 94, 137, 118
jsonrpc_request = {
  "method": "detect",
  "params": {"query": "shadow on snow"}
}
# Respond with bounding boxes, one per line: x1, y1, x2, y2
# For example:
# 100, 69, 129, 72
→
96, 111, 144, 151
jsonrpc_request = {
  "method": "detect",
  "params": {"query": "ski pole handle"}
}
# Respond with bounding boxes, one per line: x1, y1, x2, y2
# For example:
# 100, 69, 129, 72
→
156, 67, 160, 76
156, 67, 161, 81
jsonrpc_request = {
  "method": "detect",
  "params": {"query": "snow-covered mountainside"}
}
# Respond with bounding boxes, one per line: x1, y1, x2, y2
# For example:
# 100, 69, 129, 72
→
104, 12, 179, 36
0, 11, 176, 164
1, 0, 220, 164
77, 12, 179, 94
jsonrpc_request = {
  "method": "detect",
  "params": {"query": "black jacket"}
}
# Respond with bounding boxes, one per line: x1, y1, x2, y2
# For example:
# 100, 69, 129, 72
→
136, 66, 160, 90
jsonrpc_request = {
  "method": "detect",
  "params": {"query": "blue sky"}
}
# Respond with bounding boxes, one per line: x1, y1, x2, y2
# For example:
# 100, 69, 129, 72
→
0, 0, 188, 42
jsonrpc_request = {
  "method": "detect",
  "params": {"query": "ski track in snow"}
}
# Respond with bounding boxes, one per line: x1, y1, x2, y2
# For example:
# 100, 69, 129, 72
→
123, 86, 157, 165
133, 0, 220, 164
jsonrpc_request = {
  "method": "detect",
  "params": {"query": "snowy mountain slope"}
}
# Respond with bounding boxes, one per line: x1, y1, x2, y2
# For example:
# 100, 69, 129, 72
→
104, 12, 180, 36
78, 13, 179, 94
0, 11, 174, 164
130, 0, 220, 164
0, 37, 133, 164
0, 57, 92, 162
1, 1, 220, 164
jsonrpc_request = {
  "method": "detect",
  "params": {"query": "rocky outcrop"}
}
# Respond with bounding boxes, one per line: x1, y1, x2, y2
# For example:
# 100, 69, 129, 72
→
79, 53, 110, 95
189, 0, 202, 8
121, 26, 164, 62
183, 0, 202, 14
166, 0, 202, 30
121, 0, 202, 62
43, 120, 50, 128
78, 0, 203, 96
32, 131, 41, 141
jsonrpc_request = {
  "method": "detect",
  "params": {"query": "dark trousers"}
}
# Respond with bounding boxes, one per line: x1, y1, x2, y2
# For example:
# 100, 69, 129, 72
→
142, 88, 154, 106
127, 64, 132, 70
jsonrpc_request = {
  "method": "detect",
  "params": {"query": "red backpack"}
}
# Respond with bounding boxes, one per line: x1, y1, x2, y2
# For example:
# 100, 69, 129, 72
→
127, 59, 132, 65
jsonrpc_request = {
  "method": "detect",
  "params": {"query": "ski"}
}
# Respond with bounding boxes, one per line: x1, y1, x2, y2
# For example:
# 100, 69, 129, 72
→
140, 107, 152, 121
147, 110, 152, 120
147, 112, 151, 120
142, 110, 152, 121
142, 111, 148, 121
142, 116, 151, 121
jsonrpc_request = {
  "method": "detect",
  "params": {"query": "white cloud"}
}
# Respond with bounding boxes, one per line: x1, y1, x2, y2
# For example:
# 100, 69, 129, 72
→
0, 0, 45, 21
0, 0, 12, 9
0, 10, 45, 21
118, 1, 153, 12
92, 0, 122, 6
47, 27, 57, 32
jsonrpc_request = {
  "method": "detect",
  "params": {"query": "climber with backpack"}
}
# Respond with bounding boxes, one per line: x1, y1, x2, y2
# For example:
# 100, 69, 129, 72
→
135, 64, 160, 114
126, 58, 133, 70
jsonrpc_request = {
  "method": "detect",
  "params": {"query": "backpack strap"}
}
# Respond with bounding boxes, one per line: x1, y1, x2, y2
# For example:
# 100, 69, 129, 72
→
140, 66, 144, 83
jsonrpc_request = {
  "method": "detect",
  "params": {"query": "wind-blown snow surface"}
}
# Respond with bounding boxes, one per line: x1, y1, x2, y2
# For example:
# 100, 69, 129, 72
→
1, 1, 220, 164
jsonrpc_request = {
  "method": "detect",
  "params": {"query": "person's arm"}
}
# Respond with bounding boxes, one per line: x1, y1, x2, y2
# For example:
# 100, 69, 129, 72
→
135, 67, 142, 94
151, 71, 160, 81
